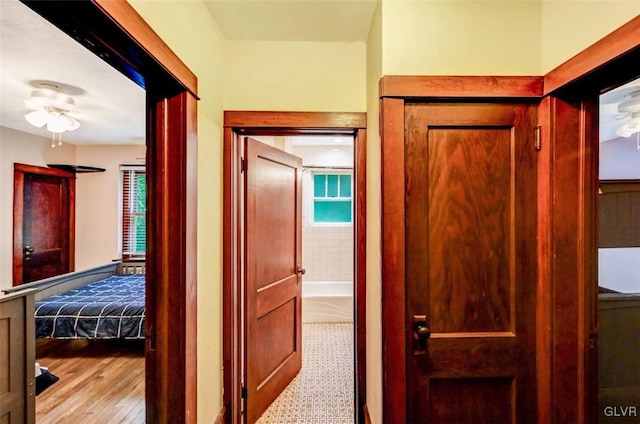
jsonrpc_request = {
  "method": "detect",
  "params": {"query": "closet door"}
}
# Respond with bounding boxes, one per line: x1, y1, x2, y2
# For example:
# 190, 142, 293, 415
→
404, 102, 538, 423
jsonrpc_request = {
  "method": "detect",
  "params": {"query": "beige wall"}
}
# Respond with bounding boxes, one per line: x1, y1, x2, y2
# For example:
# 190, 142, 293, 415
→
382, 0, 542, 75
123, 1, 639, 423
225, 40, 367, 111
366, 1, 383, 423
542, 0, 640, 73
126, 1, 226, 422
0, 127, 76, 289
74, 145, 145, 271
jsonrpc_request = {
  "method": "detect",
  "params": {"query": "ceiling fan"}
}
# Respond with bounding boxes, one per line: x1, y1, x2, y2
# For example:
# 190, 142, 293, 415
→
614, 89, 640, 138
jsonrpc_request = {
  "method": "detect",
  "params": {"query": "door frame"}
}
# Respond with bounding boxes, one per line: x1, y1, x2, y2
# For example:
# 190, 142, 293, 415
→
379, 78, 544, 424
13, 163, 76, 286
223, 111, 367, 424
22, 1, 199, 422
379, 16, 640, 424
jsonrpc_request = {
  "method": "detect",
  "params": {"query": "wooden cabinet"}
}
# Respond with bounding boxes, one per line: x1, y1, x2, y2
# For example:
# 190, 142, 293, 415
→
0, 289, 36, 424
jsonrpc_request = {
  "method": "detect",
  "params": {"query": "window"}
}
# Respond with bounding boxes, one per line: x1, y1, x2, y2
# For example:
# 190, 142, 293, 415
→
122, 167, 146, 258
312, 173, 352, 224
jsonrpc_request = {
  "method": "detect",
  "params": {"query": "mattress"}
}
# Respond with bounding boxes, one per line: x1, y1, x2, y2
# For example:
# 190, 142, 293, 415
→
35, 274, 145, 339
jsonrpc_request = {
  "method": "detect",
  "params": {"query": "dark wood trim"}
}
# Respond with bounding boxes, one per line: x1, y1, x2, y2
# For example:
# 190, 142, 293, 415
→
12, 164, 76, 286
355, 128, 367, 424
22, 1, 200, 422
380, 97, 406, 424
224, 111, 366, 129
223, 111, 366, 424
12, 170, 24, 286
91, 0, 198, 98
146, 92, 198, 423
535, 96, 600, 424
544, 15, 640, 95
13, 164, 75, 178
379, 76, 544, 98
536, 96, 554, 424
222, 127, 240, 424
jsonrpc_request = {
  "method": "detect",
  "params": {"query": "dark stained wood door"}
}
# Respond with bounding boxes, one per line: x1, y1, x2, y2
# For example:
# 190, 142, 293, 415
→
404, 103, 538, 423
244, 137, 303, 423
13, 164, 75, 285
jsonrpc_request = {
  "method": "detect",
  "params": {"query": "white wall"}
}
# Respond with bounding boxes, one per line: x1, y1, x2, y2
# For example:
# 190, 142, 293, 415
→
0, 127, 76, 288
599, 137, 640, 180
291, 143, 354, 282
74, 144, 145, 271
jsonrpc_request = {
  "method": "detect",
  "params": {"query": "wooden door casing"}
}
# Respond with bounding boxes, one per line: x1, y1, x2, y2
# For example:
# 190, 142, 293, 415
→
244, 137, 303, 423
22, 1, 200, 421
13, 164, 75, 286
404, 102, 538, 423
223, 112, 367, 424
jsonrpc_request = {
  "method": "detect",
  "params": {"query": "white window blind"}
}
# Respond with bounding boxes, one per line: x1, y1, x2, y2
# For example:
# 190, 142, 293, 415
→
122, 167, 146, 258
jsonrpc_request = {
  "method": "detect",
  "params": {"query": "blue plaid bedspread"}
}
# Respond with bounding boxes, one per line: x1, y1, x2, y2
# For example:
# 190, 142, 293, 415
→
35, 274, 145, 339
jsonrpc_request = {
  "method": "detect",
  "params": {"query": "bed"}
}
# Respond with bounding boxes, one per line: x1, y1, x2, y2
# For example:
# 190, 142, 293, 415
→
3, 261, 146, 340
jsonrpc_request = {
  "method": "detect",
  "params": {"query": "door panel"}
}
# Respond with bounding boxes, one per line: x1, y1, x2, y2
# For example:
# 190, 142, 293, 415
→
245, 137, 302, 424
405, 103, 537, 423
13, 165, 74, 285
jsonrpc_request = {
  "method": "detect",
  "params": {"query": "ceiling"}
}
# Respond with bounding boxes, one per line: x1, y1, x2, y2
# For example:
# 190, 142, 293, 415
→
0, 0, 637, 147
0, 0, 145, 145
600, 77, 640, 143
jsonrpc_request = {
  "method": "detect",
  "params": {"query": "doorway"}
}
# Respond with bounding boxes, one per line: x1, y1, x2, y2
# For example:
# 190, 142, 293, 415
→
248, 134, 356, 423
13, 164, 75, 285
597, 77, 640, 423
20, 1, 199, 422
223, 111, 366, 424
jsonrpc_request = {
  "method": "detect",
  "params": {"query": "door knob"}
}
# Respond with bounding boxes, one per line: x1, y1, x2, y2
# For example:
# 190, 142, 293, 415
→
413, 314, 430, 354
24, 245, 34, 260
296, 265, 306, 275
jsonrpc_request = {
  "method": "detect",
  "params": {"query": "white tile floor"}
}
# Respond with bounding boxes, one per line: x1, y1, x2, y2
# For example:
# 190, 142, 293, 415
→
256, 323, 354, 424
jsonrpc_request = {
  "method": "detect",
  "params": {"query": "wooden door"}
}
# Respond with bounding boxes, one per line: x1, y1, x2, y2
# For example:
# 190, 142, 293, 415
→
404, 103, 538, 423
244, 137, 303, 423
13, 164, 75, 285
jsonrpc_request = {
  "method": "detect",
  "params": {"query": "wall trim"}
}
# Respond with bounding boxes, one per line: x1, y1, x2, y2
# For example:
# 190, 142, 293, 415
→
379, 76, 543, 98
223, 111, 366, 424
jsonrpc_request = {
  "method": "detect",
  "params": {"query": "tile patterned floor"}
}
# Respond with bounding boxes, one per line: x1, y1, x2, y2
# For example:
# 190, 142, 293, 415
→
256, 323, 354, 424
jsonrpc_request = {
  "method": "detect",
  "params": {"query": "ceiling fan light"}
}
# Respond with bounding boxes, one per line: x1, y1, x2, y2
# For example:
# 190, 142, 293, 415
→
46, 113, 68, 133
24, 110, 49, 127
64, 115, 80, 131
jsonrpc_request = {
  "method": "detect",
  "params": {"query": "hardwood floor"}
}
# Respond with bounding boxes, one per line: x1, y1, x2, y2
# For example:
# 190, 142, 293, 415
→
35, 339, 145, 424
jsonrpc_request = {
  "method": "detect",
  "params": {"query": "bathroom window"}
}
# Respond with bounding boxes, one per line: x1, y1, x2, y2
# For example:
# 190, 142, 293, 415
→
312, 173, 352, 224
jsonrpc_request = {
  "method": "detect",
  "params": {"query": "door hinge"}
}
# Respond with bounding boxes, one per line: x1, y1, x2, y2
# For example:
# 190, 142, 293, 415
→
534, 125, 542, 151
241, 384, 247, 399
240, 157, 247, 173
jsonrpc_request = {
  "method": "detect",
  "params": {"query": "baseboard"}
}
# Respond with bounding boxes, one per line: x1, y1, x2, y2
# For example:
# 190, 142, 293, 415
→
364, 404, 372, 424
214, 406, 226, 424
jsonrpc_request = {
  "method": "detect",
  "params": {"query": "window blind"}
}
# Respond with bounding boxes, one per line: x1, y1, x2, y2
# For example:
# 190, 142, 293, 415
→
122, 168, 146, 258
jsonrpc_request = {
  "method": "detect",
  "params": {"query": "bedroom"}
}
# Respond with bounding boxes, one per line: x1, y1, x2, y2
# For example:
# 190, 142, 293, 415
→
0, 0, 148, 420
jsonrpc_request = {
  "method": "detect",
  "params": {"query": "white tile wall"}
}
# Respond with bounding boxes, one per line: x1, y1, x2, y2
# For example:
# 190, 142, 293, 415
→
302, 226, 353, 282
